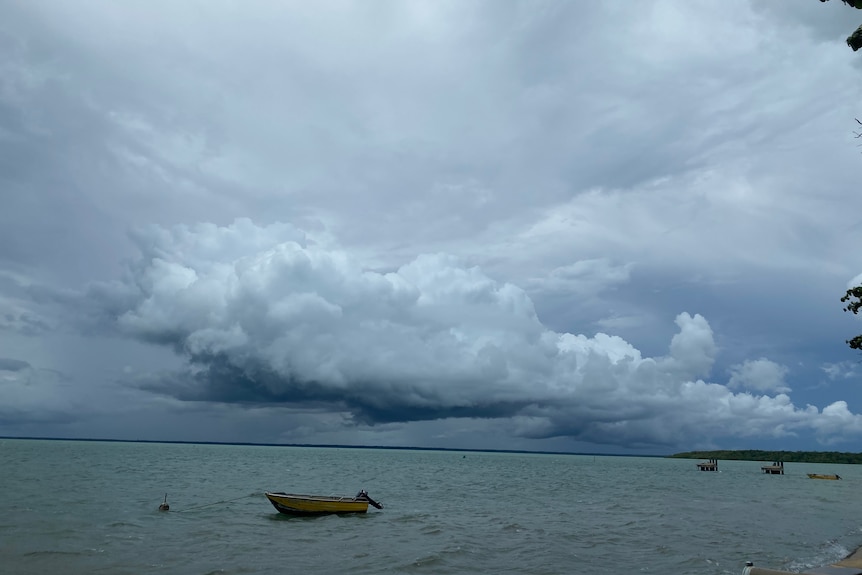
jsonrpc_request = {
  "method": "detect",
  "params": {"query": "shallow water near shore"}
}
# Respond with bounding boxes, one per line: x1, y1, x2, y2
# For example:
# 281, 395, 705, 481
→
2, 439, 861, 574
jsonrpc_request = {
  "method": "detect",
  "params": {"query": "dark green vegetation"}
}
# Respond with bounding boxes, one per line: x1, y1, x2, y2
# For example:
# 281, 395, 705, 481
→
826, 1, 862, 346
821, 0, 862, 51
842, 285, 862, 350
671, 450, 862, 464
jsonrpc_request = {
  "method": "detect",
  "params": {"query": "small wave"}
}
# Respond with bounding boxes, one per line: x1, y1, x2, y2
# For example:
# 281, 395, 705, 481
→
107, 521, 141, 528
787, 540, 849, 572
393, 512, 435, 523
23, 550, 86, 558
402, 552, 445, 571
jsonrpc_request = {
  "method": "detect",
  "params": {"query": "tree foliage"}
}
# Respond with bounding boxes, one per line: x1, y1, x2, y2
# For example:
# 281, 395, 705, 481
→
842, 286, 862, 349
823, 2, 862, 348
820, 0, 862, 51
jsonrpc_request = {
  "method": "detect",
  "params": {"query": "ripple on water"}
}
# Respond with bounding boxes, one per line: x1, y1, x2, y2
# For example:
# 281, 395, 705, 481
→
4, 442, 862, 575
23, 550, 88, 557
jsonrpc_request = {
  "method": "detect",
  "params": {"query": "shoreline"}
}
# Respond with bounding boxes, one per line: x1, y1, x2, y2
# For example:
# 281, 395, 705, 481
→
836, 544, 862, 569
746, 545, 862, 575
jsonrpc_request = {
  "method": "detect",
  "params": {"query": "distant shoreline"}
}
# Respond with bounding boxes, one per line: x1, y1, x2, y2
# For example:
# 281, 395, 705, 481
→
6, 437, 859, 463
671, 449, 862, 465
0, 435, 667, 458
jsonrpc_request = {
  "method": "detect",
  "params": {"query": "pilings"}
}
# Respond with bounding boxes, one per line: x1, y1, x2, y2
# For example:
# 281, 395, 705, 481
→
760, 461, 784, 475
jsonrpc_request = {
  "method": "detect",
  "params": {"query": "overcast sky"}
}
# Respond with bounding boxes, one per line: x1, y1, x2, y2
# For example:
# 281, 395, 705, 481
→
3, 0, 862, 455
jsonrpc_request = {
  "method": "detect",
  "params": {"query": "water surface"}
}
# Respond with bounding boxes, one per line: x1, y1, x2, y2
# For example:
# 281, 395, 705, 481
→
2, 439, 859, 574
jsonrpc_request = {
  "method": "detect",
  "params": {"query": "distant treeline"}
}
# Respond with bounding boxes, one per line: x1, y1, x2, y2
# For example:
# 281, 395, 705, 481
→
670, 450, 862, 464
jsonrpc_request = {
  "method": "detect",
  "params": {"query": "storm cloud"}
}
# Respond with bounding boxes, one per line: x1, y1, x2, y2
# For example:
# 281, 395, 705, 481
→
62, 219, 861, 449
3, 0, 862, 452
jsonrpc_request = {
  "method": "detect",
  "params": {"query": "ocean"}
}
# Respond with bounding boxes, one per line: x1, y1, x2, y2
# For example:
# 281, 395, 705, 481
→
1, 439, 860, 575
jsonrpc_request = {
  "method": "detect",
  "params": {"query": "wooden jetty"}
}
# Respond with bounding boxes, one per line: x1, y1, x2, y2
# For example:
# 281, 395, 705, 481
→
760, 461, 784, 475
696, 458, 718, 471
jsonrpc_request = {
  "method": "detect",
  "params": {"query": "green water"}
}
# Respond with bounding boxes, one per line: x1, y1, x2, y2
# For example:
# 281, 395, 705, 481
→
1, 439, 860, 574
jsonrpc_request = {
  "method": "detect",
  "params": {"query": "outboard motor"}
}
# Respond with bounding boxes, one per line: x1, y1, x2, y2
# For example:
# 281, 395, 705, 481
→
355, 489, 384, 509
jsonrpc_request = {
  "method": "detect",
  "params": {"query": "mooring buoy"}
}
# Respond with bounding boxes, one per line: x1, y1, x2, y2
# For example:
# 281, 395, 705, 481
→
159, 493, 169, 511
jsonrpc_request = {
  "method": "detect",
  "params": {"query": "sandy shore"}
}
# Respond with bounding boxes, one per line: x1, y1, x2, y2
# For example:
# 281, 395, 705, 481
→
834, 545, 862, 570
746, 546, 862, 575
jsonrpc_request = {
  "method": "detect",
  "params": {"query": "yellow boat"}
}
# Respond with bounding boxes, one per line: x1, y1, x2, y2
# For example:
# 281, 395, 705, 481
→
807, 473, 841, 480
264, 490, 383, 515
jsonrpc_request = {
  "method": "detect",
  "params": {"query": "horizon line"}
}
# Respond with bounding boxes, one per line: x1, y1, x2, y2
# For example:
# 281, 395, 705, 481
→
0, 435, 668, 458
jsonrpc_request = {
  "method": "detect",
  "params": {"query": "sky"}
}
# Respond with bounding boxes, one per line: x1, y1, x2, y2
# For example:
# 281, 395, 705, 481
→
2, 1, 862, 455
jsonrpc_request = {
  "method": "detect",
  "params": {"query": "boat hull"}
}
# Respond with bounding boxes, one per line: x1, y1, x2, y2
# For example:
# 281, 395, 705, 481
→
807, 473, 841, 480
264, 492, 370, 515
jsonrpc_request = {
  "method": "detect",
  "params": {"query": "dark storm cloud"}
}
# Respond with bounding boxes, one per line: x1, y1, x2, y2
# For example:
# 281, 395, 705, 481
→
53, 219, 862, 448
0, 360, 83, 430
136, 350, 534, 425
3, 1, 862, 450
0, 357, 30, 371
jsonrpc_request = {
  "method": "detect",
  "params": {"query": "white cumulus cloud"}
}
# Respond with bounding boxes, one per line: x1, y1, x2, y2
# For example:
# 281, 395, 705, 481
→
728, 358, 791, 393
64, 219, 862, 449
